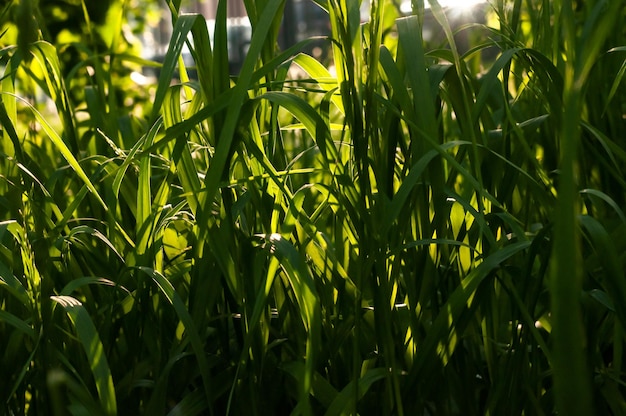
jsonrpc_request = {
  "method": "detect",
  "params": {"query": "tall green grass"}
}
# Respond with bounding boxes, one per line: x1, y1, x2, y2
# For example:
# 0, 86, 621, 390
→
1, 0, 625, 414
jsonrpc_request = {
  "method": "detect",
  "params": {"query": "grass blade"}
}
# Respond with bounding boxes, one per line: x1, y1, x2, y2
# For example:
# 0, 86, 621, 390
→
51, 295, 117, 416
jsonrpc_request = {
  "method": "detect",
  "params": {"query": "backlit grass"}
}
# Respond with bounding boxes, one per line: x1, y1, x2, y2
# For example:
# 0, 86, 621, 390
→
1, 0, 625, 414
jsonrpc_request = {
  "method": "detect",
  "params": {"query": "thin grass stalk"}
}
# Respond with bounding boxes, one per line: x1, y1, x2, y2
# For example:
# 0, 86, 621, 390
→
2, 0, 626, 413
325, 0, 369, 411
427, 0, 485, 214
363, 0, 406, 413
550, 54, 592, 416
550, 1, 624, 414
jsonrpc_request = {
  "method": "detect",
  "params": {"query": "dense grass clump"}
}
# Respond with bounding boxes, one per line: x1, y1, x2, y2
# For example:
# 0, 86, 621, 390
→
1, 0, 625, 414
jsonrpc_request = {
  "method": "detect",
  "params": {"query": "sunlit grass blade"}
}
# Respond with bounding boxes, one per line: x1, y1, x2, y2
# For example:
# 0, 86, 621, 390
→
293, 53, 344, 113
150, 14, 208, 121
0, 92, 107, 207
265, 233, 321, 415
28, 41, 79, 151
406, 240, 532, 387
1, 0, 625, 413
196, 0, 296, 250
260, 91, 336, 161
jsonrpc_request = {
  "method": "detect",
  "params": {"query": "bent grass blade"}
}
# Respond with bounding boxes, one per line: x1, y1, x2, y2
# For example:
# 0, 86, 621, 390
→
51, 295, 117, 416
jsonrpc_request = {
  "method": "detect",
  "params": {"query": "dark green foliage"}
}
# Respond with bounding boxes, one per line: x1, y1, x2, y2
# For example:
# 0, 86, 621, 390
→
1, 0, 625, 414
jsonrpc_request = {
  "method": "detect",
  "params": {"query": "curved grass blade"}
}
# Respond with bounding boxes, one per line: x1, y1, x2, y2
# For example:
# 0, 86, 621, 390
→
66, 225, 125, 262
580, 189, 626, 225
604, 46, 626, 114
59, 277, 123, 297
29, 41, 79, 153
259, 91, 336, 162
0, 309, 36, 339
166, 388, 208, 416
293, 53, 344, 114
324, 368, 387, 416
579, 215, 626, 329
51, 295, 117, 416
0, 92, 107, 208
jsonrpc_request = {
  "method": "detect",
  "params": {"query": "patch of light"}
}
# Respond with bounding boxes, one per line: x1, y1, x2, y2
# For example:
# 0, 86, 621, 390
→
130, 71, 151, 86
400, 2, 413, 14
400, 0, 486, 14
429, 0, 486, 9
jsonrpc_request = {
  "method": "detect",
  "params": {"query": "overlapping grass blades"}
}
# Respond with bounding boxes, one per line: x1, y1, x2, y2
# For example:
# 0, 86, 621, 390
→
51, 295, 117, 415
1, 0, 625, 414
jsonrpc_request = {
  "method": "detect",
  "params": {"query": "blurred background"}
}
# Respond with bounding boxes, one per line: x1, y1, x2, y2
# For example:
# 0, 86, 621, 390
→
141, 0, 490, 73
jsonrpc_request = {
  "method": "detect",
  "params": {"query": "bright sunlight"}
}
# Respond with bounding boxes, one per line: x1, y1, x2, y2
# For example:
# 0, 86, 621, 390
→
429, 0, 487, 8
400, 0, 487, 14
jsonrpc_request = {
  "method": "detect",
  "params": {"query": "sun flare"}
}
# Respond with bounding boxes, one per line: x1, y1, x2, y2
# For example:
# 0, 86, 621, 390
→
400, 0, 487, 14
430, 0, 486, 8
